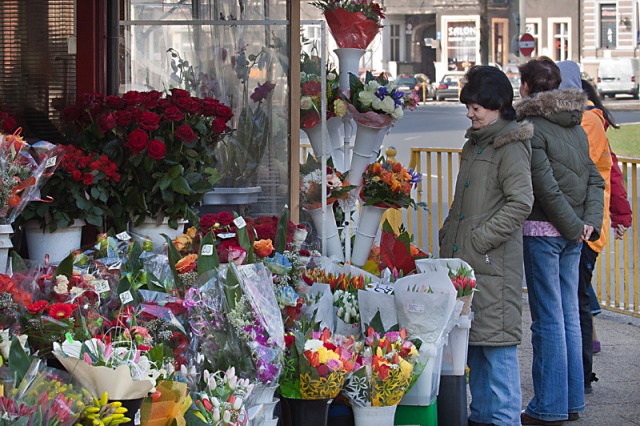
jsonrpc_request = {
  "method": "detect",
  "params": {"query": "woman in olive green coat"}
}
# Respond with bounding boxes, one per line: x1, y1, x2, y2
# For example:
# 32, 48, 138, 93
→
439, 66, 534, 426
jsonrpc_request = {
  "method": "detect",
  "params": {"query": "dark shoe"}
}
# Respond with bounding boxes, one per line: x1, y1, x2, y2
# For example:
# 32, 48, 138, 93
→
585, 385, 593, 394
468, 420, 495, 426
593, 340, 601, 353
568, 413, 579, 421
521, 411, 564, 425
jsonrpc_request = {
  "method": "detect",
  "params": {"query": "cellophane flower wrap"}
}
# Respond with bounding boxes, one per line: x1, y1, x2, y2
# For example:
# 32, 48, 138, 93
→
0, 134, 63, 226
0, 359, 92, 425
343, 71, 404, 127
190, 367, 253, 426
360, 156, 421, 209
279, 327, 355, 399
311, 0, 385, 49
342, 327, 420, 407
300, 164, 353, 210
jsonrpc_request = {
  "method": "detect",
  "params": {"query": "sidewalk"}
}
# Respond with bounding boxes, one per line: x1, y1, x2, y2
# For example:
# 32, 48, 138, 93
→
518, 293, 640, 425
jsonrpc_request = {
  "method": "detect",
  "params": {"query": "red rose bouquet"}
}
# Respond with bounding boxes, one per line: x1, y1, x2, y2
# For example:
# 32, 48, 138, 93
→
63, 89, 232, 230
311, 0, 384, 49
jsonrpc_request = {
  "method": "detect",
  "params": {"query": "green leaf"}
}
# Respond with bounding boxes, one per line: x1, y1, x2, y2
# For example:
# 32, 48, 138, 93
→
158, 175, 172, 191
147, 344, 164, 366
54, 253, 74, 280
9, 336, 32, 385
10, 252, 27, 273
382, 218, 394, 233
198, 232, 219, 274
170, 176, 192, 195
224, 264, 242, 311
233, 212, 254, 263
274, 206, 289, 253
162, 234, 182, 286
184, 410, 208, 426
168, 164, 183, 179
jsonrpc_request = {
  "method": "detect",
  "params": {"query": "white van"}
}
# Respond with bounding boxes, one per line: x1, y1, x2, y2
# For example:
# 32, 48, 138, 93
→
597, 58, 640, 99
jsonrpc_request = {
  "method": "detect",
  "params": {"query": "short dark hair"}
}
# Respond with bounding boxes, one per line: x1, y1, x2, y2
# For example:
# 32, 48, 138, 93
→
519, 56, 562, 95
459, 65, 516, 120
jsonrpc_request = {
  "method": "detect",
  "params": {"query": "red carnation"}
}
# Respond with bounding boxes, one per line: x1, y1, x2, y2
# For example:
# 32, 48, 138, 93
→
126, 129, 149, 154
174, 125, 196, 142
137, 111, 161, 131
211, 117, 227, 134
71, 170, 82, 181
26, 300, 48, 315
147, 139, 166, 160
82, 173, 95, 185
163, 106, 184, 123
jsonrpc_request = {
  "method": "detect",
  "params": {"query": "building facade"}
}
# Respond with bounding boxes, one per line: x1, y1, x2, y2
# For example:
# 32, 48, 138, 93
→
523, 0, 580, 63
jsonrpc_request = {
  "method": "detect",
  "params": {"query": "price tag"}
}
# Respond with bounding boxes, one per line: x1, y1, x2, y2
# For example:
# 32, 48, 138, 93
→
119, 290, 134, 305
408, 304, 425, 313
233, 216, 247, 229
200, 244, 214, 256
45, 156, 57, 168
218, 233, 236, 239
116, 231, 131, 241
94, 280, 110, 293
367, 283, 395, 295
242, 266, 258, 281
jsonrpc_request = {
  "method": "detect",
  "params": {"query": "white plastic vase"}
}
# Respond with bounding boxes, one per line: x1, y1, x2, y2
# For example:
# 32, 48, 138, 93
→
305, 206, 345, 262
0, 224, 13, 274
335, 48, 365, 92
24, 219, 85, 264
129, 217, 187, 252
327, 116, 346, 172
370, 125, 390, 163
352, 404, 398, 426
250, 383, 279, 404
351, 205, 387, 267
302, 123, 332, 159
348, 123, 390, 190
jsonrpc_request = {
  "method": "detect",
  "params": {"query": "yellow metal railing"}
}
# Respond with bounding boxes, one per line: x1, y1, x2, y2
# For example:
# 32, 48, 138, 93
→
408, 147, 640, 318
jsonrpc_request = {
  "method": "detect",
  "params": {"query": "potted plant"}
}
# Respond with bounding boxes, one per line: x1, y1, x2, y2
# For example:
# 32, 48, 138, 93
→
62, 89, 232, 234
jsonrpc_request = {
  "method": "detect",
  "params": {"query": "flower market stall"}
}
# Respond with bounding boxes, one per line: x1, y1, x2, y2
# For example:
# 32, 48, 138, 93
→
0, 1, 477, 426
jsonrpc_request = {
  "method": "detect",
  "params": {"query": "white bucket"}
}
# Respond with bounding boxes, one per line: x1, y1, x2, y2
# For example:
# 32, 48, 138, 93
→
24, 220, 84, 264
352, 404, 398, 426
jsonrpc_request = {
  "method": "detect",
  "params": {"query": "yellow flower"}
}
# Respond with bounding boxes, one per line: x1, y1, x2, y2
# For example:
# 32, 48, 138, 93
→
317, 347, 339, 364
399, 358, 414, 381
174, 226, 197, 252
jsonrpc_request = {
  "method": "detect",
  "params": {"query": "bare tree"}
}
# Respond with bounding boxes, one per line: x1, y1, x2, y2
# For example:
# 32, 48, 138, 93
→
478, 0, 490, 65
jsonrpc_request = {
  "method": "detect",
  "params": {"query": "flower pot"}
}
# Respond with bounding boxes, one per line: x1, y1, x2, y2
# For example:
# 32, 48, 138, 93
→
110, 398, 144, 425
24, 219, 85, 264
281, 397, 332, 426
351, 205, 387, 267
327, 116, 347, 172
0, 224, 13, 274
347, 123, 390, 190
129, 217, 187, 252
335, 48, 365, 92
352, 404, 397, 426
251, 383, 280, 405
305, 206, 345, 262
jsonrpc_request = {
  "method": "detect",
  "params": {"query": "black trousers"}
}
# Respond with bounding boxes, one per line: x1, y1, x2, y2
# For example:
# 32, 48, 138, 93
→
578, 243, 599, 387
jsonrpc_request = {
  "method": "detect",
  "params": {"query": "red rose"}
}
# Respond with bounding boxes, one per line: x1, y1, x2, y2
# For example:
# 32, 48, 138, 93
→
284, 334, 295, 348
82, 173, 94, 185
215, 211, 235, 226
116, 109, 135, 126
184, 98, 202, 114
200, 98, 220, 116
1, 116, 16, 133
211, 117, 227, 133
90, 160, 101, 171
98, 112, 116, 133
137, 111, 161, 131
141, 91, 162, 109
163, 106, 184, 123
122, 90, 143, 106
214, 103, 233, 122
112, 173, 121, 183
147, 139, 166, 160
172, 96, 191, 111
71, 170, 82, 181
104, 95, 125, 109
170, 88, 190, 99
62, 105, 82, 122
174, 125, 196, 142
125, 129, 149, 154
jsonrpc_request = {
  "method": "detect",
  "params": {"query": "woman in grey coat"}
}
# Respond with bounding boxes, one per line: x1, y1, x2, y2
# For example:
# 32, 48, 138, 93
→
439, 66, 534, 426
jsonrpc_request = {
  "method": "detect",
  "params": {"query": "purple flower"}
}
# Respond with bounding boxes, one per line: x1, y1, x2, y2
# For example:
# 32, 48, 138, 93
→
257, 359, 279, 383
385, 331, 400, 343
250, 81, 276, 103
327, 358, 342, 372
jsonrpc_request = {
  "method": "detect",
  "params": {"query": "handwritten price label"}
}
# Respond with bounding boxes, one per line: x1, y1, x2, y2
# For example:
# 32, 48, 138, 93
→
233, 216, 247, 229
407, 304, 425, 313
367, 283, 395, 295
119, 290, 134, 305
218, 233, 236, 239
116, 231, 131, 241
94, 280, 110, 293
45, 156, 57, 168
201, 244, 214, 256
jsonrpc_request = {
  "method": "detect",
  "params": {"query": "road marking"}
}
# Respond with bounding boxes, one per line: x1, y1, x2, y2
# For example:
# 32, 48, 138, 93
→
405, 136, 421, 141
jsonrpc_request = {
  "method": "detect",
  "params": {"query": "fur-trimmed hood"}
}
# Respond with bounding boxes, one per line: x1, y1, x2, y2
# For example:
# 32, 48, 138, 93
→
494, 120, 534, 149
515, 88, 587, 121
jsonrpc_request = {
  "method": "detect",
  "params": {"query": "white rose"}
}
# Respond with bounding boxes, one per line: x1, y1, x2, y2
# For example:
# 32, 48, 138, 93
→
327, 72, 337, 81
359, 91, 375, 106
381, 96, 396, 114
371, 96, 384, 112
366, 81, 381, 91
391, 106, 404, 119
304, 339, 324, 352
300, 96, 314, 110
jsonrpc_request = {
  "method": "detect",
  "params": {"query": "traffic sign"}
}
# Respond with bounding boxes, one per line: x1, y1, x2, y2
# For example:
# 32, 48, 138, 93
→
519, 33, 535, 57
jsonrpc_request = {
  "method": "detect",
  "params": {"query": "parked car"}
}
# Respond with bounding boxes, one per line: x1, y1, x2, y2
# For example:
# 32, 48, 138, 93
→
502, 63, 521, 99
434, 72, 465, 101
394, 74, 434, 102
597, 58, 640, 99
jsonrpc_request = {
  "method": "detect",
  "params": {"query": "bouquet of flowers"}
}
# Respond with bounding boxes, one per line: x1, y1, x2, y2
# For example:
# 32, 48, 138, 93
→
343, 71, 405, 126
310, 0, 385, 49
300, 65, 342, 131
300, 166, 352, 211
303, 269, 371, 292
63, 89, 232, 230
342, 327, 420, 407
190, 368, 253, 426
360, 157, 421, 209
0, 360, 91, 425
278, 328, 355, 399
448, 263, 477, 315
19, 144, 121, 232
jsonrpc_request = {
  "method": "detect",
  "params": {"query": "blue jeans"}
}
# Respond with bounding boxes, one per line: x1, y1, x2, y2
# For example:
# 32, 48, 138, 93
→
523, 236, 585, 421
468, 345, 522, 426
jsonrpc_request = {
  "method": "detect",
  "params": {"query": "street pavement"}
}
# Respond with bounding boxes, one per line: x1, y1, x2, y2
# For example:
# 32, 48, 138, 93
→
466, 292, 640, 425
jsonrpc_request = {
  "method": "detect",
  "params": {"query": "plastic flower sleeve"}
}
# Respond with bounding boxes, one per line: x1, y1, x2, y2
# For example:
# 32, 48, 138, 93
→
324, 8, 380, 49
393, 272, 458, 345
301, 283, 335, 333
357, 287, 398, 336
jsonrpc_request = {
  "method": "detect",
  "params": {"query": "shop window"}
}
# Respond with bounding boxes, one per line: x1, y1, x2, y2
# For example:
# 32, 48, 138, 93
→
552, 21, 570, 61
390, 24, 400, 62
600, 3, 617, 48
445, 21, 477, 71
